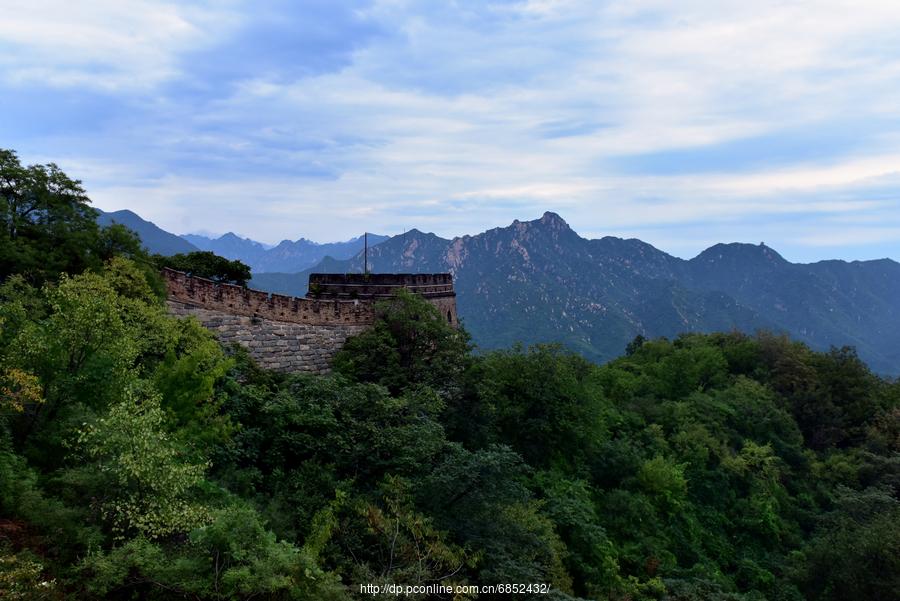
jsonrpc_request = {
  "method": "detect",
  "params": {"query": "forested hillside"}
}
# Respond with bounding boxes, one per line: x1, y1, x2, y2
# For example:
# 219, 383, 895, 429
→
261, 212, 900, 375
97, 210, 199, 256
2, 150, 899, 600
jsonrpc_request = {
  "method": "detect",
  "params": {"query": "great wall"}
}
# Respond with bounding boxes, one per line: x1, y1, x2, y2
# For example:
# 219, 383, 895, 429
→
163, 268, 457, 373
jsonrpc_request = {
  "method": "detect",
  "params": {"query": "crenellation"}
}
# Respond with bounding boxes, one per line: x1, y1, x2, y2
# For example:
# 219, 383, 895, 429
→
162, 268, 457, 373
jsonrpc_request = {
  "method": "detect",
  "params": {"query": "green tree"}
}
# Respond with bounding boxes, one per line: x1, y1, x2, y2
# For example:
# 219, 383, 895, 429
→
333, 288, 471, 396
155, 251, 252, 286
1, 149, 96, 283
80, 505, 347, 600
419, 444, 572, 591
533, 471, 625, 599
791, 486, 900, 601
0, 547, 62, 601
342, 476, 472, 598
474, 344, 607, 468
73, 385, 210, 540
0, 149, 148, 285
10, 270, 140, 463
5, 260, 231, 465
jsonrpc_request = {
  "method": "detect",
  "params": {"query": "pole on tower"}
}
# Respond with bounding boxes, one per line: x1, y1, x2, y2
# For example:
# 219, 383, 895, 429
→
364, 232, 368, 275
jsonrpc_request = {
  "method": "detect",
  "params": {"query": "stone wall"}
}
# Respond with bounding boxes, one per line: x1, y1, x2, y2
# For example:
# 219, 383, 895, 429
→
167, 301, 367, 373
428, 294, 459, 327
163, 268, 458, 373
308, 271, 458, 326
164, 268, 377, 326
308, 273, 455, 299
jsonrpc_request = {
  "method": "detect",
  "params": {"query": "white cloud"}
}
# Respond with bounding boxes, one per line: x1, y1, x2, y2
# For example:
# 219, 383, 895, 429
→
0, 0, 233, 90
4, 0, 900, 258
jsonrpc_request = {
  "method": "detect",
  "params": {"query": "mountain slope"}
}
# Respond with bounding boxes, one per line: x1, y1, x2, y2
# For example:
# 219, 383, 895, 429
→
182, 232, 270, 265
685, 247, 900, 372
264, 212, 899, 374
97, 209, 198, 255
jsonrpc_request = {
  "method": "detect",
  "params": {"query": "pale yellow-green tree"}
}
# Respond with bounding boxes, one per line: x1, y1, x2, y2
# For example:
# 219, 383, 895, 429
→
75, 384, 210, 540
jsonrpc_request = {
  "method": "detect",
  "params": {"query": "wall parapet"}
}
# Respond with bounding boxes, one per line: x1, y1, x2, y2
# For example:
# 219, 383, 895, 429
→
307, 272, 456, 300
163, 268, 458, 328
164, 268, 460, 372
163, 268, 377, 326
309, 272, 453, 287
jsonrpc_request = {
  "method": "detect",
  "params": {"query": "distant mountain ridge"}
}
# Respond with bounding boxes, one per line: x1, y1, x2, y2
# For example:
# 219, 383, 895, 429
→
252, 212, 900, 375
97, 209, 199, 255
182, 232, 389, 273
94, 209, 388, 273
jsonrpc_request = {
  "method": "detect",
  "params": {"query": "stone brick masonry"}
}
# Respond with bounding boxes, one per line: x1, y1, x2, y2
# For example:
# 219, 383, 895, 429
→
166, 300, 367, 373
162, 268, 457, 374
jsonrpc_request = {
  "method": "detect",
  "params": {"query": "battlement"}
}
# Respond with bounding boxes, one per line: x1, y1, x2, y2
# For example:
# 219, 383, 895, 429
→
162, 268, 459, 373
163, 268, 377, 326
307, 272, 456, 300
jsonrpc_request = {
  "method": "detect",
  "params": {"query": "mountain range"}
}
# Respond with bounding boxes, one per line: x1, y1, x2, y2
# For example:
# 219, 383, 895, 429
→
183, 231, 389, 273
251, 212, 900, 375
97, 209, 199, 255
97, 208, 900, 375
95, 209, 387, 273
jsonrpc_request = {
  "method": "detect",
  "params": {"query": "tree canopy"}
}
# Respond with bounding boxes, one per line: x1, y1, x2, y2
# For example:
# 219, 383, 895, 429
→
154, 251, 252, 286
1, 150, 898, 600
0, 149, 151, 286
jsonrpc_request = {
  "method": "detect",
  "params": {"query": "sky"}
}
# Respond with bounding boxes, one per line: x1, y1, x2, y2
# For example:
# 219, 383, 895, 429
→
2, 0, 900, 262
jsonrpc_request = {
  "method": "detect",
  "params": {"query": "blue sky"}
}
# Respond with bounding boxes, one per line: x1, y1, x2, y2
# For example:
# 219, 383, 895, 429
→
2, 0, 900, 262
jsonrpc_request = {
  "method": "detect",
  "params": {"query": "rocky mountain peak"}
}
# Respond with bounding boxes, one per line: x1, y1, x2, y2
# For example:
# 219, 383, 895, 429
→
693, 242, 788, 268
539, 211, 569, 229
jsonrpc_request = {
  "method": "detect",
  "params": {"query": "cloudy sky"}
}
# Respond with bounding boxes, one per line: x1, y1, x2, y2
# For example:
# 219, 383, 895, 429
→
3, 0, 900, 261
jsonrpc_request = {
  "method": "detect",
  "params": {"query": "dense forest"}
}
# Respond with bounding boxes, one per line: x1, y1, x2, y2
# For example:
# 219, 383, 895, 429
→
1, 149, 899, 600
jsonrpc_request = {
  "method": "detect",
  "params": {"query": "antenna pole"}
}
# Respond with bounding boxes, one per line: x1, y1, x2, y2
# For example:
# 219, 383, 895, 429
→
364, 232, 368, 275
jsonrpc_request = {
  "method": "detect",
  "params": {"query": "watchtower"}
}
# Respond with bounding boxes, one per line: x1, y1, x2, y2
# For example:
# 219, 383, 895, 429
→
307, 273, 458, 326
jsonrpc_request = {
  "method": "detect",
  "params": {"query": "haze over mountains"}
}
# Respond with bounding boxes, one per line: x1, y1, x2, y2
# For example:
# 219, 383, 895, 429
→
184, 231, 389, 273
101, 209, 900, 375
97, 209, 388, 273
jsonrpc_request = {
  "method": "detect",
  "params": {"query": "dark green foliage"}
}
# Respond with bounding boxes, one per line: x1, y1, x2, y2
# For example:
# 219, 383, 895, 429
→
333, 288, 471, 396
0, 258, 326, 600
79, 505, 345, 600
0, 149, 149, 286
155, 250, 252, 286
626, 334, 647, 356
5, 261, 898, 600
790, 486, 900, 601
259, 376, 447, 495
0, 149, 97, 284
165, 311, 900, 599
1, 159, 898, 599
472, 344, 606, 469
